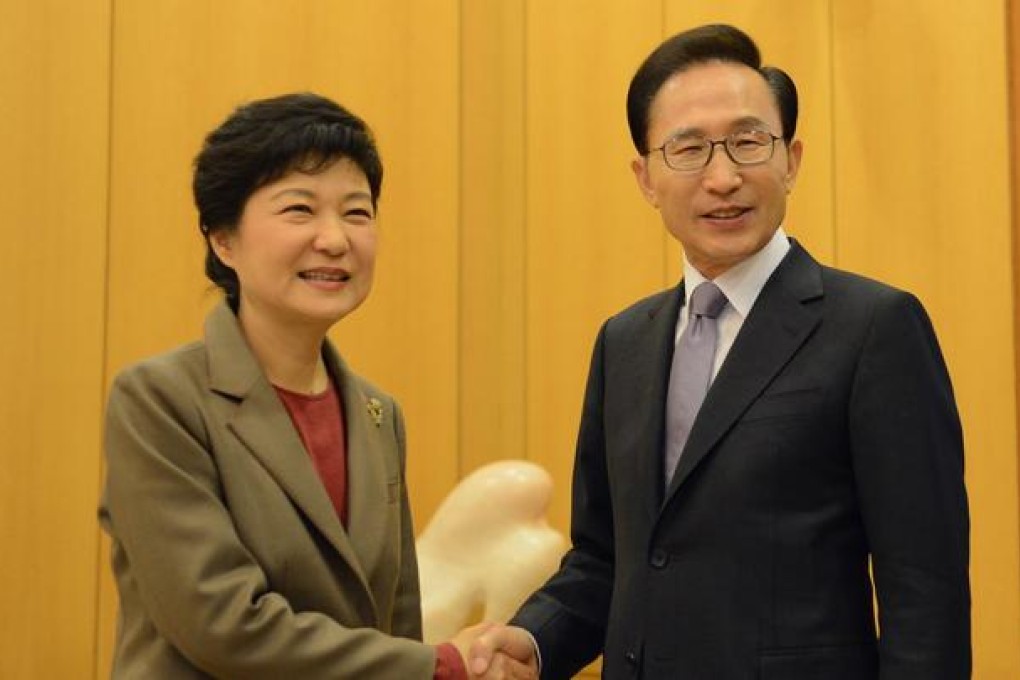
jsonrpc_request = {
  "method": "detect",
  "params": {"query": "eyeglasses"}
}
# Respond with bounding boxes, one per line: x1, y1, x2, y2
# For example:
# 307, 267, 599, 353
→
650, 129, 782, 172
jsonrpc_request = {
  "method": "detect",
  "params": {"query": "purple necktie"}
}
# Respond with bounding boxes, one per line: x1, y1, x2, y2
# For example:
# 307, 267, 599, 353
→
664, 281, 728, 488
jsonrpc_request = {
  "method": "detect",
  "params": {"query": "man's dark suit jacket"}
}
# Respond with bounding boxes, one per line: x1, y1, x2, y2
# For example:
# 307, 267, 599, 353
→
511, 241, 970, 679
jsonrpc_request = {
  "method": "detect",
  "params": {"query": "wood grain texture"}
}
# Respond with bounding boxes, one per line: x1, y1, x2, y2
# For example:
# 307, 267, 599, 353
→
0, 0, 111, 677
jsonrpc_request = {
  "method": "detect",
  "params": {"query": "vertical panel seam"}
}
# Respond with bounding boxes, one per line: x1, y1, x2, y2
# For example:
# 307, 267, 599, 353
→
91, 0, 117, 677
456, 0, 465, 481
660, 0, 670, 286
522, 0, 530, 462
828, 0, 839, 266
1007, 0, 1020, 656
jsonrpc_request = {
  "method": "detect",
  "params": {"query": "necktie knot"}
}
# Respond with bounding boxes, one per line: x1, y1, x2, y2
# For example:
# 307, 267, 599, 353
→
689, 281, 728, 319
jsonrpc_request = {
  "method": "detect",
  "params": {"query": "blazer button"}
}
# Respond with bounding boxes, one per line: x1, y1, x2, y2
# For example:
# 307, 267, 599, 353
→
649, 548, 668, 568
624, 650, 638, 665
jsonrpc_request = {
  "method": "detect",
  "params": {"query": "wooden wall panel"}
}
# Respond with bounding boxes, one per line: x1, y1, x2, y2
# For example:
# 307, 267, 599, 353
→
0, 0, 110, 677
833, 2, 1019, 676
1013, 0, 1020, 666
525, 0, 666, 537
459, 0, 528, 473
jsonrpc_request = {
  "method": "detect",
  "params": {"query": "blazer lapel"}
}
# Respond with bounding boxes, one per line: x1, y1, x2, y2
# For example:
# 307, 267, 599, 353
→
325, 346, 392, 589
204, 304, 373, 600
664, 242, 824, 502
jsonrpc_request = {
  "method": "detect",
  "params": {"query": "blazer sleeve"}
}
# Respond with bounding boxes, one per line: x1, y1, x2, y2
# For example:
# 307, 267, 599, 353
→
388, 398, 425, 641
848, 290, 971, 678
102, 366, 436, 679
510, 323, 613, 679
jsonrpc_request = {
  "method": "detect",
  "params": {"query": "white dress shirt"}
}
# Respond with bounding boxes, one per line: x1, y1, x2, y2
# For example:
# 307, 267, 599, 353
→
676, 227, 791, 380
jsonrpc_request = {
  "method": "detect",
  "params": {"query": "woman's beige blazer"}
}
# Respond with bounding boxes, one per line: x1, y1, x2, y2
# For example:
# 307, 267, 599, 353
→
99, 303, 435, 679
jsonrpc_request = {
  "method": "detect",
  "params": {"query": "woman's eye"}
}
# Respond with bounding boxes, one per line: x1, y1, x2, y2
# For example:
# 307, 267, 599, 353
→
283, 204, 313, 214
346, 208, 375, 222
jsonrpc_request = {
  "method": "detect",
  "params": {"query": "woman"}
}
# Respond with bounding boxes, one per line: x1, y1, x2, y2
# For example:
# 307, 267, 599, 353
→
99, 93, 515, 679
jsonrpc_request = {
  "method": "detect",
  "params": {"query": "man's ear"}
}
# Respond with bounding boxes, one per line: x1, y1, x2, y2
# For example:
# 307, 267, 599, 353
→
631, 156, 658, 208
784, 139, 803, 194
207, 228, 236, 267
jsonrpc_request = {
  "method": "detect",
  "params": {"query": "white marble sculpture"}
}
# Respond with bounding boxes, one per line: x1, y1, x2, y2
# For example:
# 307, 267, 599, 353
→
416, 460, 567, 643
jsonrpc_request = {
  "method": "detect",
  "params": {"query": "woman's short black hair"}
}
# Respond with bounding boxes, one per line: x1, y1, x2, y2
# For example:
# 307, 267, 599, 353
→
193, 92, 382, 305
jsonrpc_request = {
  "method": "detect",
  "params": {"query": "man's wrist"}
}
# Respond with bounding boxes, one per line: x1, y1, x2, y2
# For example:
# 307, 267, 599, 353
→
519, 627, 543, 673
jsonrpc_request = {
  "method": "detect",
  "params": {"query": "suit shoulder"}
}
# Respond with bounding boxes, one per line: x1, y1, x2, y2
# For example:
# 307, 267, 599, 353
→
109, 341, 207, 401
785, 241, 918, 308
809, 264, 938, 348
819, 264, 922, 309
104, 341, 213, 449
604, 287, 677, 332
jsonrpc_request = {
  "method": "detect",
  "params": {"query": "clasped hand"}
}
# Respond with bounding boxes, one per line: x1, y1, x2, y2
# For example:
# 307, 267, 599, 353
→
449, 622, 538, 680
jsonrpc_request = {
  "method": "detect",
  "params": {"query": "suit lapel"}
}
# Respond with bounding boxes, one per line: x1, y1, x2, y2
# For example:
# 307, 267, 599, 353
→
664, 243, 824, 502
325, 346, 391, 592
204, 304, 373, 601
623, 285, 685, 517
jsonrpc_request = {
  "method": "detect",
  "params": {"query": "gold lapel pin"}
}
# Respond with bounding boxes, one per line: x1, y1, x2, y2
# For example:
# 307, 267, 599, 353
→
367, 397, 384, 427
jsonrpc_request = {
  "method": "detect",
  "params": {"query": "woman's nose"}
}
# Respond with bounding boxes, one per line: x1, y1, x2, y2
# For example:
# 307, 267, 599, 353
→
315, 217, 351, 255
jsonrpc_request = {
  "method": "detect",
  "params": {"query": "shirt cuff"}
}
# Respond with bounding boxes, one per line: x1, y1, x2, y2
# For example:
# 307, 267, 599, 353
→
522, 628, 543, 674
433, 642, 468, 680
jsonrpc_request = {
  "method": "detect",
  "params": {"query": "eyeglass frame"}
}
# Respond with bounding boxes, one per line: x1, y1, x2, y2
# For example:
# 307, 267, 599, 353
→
648, 129, 784, 172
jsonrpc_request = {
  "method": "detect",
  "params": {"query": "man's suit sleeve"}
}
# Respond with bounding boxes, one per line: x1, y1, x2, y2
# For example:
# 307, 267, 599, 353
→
848, 289, 970, 678
511, 323, 613, 679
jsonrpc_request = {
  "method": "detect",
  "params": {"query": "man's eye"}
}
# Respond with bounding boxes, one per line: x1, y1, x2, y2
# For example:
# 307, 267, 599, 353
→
668, 141, 706, 157
732, 131, 769, 146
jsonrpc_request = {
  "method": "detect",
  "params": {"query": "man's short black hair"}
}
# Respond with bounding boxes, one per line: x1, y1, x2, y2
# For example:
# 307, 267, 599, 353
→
626, 24, 798, 154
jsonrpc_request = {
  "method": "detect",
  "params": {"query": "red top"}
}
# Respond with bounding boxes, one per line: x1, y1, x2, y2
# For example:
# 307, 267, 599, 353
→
274, 381, 348, 527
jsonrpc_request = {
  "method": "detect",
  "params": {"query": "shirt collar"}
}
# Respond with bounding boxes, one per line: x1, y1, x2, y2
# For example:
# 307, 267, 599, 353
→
682, 227, 791, 319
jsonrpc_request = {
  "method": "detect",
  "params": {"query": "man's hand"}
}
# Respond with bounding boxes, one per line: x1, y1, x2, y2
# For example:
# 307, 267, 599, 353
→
448, 622, 495, 665
467, 624, 539, 679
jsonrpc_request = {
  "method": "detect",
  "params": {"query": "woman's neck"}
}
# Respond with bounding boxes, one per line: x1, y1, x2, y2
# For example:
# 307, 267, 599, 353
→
236, 307, 330, 395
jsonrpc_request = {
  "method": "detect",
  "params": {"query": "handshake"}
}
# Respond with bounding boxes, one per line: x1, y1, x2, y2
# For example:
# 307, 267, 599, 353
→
448, 622, 539, 680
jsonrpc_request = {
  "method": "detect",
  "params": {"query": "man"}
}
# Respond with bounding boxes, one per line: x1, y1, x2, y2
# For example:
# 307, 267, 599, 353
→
472, 23, 970, 679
